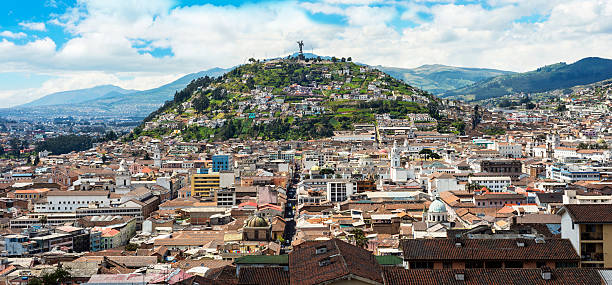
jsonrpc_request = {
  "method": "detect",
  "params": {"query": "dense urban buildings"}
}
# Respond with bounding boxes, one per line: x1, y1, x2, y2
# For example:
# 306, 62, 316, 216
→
1, 23, 612, 285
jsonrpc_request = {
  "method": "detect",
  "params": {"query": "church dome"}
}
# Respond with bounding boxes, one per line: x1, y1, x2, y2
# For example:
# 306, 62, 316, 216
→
428, 199, 447, 213
245, 215, 269, 228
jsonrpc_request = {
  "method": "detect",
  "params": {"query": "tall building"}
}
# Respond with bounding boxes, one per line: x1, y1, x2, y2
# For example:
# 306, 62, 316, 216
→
212, 154, 231, 172
190, 169, 220, 197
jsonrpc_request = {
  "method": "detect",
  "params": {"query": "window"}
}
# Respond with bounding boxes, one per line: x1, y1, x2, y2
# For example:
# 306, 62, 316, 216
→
410, 262, 434, 269
465, 261, 483, 268
315, 246, 327, 255
485, 261, 502, 268
536, 261, 547, 268
505, 261, 523, 268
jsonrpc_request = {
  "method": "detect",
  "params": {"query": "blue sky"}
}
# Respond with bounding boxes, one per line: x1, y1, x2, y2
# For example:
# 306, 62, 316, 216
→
0, 0, 611, 107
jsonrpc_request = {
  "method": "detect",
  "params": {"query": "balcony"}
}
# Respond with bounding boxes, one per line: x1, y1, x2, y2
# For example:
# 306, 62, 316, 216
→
581, 232, 603, 241
581, 252, 604, 262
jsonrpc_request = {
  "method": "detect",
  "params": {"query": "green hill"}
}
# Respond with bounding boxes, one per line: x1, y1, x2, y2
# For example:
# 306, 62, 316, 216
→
377, 64, 513, 94
442, 57, 612, 101
130, 58, 446, 141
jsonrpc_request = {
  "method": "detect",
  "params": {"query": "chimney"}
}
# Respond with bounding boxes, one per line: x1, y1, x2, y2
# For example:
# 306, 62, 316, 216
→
541, 267, 551, 280
455, 270, 465, 281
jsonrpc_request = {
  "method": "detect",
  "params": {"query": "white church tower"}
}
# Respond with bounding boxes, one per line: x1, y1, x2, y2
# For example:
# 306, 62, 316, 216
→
115, 159, 132, 194
153, 144, 161, 168
390, 140, 401, 168
389, 140, 414, 182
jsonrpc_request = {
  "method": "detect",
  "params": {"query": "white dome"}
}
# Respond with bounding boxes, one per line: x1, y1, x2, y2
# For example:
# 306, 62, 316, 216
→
428, 199, 447, 213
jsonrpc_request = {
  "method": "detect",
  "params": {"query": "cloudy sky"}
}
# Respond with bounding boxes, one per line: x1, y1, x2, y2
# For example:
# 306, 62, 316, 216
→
0, 0, 611, 107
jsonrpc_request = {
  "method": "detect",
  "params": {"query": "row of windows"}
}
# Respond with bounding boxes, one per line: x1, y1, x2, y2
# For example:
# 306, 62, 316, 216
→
50, 200, 103, 205
472, 180, 510, 184
477, 201, 521, 206
17, 194, 40, 199
410, 261, 570, 269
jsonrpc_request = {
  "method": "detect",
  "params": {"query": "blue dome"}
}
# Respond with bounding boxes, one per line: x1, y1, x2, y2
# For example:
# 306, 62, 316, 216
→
428, 199, 447, 213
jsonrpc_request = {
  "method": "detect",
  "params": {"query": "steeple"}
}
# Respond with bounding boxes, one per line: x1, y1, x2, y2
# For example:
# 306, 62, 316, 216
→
390, 140, 400, 168
115, 159, 131, 188
153, 144, 161, 168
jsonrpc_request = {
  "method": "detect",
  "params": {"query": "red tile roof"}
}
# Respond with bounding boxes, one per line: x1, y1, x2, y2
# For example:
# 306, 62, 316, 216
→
238, 267, 289, 285
560, 204, 612, 224
401, 238, 579, 261
289, 239, 383, 285
383, 268, 603, 285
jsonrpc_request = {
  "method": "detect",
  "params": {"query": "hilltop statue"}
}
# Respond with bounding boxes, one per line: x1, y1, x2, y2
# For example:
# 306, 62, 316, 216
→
297, 40, 304, 59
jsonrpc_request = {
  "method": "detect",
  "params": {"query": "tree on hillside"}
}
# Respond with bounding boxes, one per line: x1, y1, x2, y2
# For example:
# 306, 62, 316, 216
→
192, 95, 210, 114
211, 88, 225, 100
36, 135, 93, 155
103, 130, 118, 141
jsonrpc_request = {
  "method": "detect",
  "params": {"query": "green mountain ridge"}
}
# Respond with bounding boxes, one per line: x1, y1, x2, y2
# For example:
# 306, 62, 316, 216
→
442, 57, 612, 101
377, 64, 514, 94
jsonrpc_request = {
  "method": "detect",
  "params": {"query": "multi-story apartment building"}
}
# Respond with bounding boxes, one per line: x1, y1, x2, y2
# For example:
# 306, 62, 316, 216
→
326, 180, 355, 202
215, 187, 236, 207
191, 169, 221, 197
212, 154, 231, 172
559, 204, 612, 268
547, 164, 600, 183
468, 176, 512, 192
494, 142, 523, 158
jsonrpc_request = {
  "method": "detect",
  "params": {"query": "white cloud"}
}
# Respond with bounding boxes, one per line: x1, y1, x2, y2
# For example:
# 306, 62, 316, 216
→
0, 31, 27, 39
0, 0, 611, 106
19, 21, 47, 31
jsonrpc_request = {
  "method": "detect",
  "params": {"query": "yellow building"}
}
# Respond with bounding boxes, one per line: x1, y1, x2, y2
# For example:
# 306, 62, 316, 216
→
191, 171, 220, 197
559, 204, 612, 268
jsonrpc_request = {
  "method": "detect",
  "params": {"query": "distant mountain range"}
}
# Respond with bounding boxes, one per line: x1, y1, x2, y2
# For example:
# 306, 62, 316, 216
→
377, 64, 514, 94
6, 56, 612, 119
442, 57, 612, 101
4, 67, 231, 119
11, 60, 507, 117
21, 85, 136, 108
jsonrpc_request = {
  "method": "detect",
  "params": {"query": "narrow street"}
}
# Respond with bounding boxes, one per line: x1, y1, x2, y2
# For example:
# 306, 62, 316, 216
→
282, 164, 299, 252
